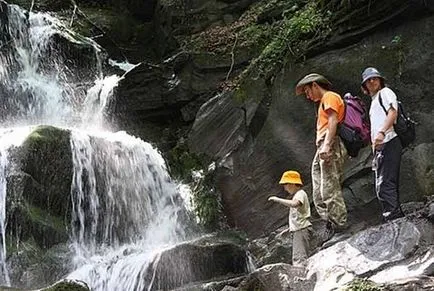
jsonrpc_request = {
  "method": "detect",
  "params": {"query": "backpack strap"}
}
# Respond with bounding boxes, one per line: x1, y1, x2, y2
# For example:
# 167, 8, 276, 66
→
378, 92, 388, 115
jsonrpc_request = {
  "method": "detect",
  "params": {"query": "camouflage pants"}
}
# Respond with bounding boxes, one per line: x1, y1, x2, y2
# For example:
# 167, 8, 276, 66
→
311, 137, 347, 227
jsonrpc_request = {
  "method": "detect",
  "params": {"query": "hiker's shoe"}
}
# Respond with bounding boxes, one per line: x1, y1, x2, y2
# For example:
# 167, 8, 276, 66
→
383, 210, 405, 222
334, 223, 349, 233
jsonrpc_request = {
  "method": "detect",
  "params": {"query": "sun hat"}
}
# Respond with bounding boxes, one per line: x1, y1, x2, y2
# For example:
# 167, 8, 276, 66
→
279, 170, 303, 185
295, 73, 331, 95
361, 67, 385, 85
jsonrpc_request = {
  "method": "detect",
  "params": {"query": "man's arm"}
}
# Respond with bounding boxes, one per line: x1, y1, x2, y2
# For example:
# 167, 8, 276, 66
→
320, 109, 339, 160
268, 196, 301, 208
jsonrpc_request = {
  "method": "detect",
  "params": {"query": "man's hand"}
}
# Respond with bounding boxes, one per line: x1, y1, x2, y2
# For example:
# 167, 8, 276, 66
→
319, 143, 332, 162
373, 132, 385, 150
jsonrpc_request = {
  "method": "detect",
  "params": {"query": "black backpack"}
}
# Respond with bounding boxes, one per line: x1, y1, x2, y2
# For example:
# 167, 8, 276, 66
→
378, 93, 416, 148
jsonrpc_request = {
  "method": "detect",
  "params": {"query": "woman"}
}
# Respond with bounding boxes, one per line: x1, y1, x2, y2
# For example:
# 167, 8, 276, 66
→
361, 67, 404, 222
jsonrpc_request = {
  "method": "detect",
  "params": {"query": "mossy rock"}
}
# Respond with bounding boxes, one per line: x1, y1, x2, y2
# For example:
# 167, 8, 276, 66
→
42, 280, 90, 291
6, 126, 72, 249
18, 126, 72, 216
344, 278, 384, 291
6, 240, 71, 289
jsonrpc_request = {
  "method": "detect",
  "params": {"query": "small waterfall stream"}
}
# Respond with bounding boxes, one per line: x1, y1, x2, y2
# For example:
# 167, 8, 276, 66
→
0, 2, 197, 290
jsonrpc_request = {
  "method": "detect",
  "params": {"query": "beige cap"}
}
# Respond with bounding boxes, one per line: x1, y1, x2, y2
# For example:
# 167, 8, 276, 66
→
295, 73, 331, 95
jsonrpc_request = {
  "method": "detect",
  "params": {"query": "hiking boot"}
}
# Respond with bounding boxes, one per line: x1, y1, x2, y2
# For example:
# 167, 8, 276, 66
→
383, 209, 405, 222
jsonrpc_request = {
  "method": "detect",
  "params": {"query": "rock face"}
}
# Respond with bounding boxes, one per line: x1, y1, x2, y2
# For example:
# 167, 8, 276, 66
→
106, 0, 434, 238
196, 11, 434, 237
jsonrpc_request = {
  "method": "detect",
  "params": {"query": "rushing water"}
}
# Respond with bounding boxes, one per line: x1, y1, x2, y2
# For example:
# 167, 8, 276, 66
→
0, 2, 194, 289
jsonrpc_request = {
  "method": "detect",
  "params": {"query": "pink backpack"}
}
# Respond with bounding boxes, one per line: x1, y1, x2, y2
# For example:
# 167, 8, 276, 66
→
338, 93, 371, 157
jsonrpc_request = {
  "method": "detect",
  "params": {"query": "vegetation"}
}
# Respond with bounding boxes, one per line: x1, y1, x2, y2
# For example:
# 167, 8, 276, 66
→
167, 142, 204, 183
190, 170, 224, 231
344, 278, 384, 291
183, 0, 333, 98
167, 142, 223, 230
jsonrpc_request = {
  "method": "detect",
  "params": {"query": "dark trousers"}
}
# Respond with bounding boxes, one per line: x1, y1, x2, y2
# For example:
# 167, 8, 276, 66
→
373, 136, 403, 220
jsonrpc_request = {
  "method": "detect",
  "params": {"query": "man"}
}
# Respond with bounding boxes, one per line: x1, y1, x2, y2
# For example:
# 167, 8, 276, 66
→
361, 67, 404, 221
295, 73, 348, 239
268, 170, 312, 266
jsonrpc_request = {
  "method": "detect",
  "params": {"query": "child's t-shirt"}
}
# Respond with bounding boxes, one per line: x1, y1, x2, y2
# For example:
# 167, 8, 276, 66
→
289, 189, 312, 232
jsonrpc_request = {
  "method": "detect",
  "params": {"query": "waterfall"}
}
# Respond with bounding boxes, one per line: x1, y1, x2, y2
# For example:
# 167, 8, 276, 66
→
0, 2, 194, 289
0, 127, 34, 286
67, 131, 188, 290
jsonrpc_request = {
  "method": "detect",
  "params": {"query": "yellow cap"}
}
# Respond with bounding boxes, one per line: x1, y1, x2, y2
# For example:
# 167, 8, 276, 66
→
279, 170, 303, 185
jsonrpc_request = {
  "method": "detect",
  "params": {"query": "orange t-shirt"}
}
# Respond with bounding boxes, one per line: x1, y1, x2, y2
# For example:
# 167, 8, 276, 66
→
316, 91, 345, 144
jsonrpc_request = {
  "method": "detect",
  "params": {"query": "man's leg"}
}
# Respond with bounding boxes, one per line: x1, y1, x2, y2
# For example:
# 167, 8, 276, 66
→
320, 139, 347, 228
312, 149, 327, 221
375, 137, 403, 220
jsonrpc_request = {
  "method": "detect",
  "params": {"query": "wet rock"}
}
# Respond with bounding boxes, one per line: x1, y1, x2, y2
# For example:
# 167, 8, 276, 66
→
247, 226, 292, 267
143, 238, 249, 290
234, 263, 315, 291
383, 277, 434, 291
428, 203, 434, 222
307, 219, 426, 290
188, 92, 259, 159
7, 126, 72, 249
40, 279, 90, 291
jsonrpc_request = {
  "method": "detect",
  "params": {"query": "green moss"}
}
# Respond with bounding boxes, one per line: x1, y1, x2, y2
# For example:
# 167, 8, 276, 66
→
167, 142, 205, 182
185, 0, 331, 84
25, 203, 66, 233
166, 142, 224, 230
23, 125, 70, 150
192, 184, 222, 231
344, 278, 384, 291
43, 281, 89, 291
243, 1, 331, 80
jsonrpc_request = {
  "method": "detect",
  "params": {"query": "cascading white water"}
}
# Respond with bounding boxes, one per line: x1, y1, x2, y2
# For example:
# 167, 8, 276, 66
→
0, 127, 34, 286
67, 131, 188, 290
0, 2, 194, 289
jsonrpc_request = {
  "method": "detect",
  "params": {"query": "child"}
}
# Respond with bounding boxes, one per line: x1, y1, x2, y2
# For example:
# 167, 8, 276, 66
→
268, 170, 313, 267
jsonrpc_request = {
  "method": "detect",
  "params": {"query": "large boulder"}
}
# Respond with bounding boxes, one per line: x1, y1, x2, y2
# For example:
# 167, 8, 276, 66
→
7, 126, 72, 249
307, 215, 434, 291
4, 126, 73, 289
143, 237, 249, 290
